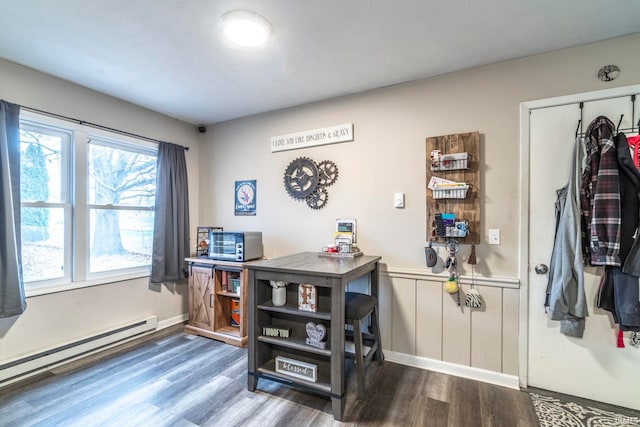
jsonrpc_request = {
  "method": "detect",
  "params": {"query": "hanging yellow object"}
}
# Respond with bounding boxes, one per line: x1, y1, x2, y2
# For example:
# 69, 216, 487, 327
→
444, 279, 458, 294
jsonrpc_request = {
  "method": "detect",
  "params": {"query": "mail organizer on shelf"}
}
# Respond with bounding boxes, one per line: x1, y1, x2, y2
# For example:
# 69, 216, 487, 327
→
432, 183, 469, 199
434, 213, 469, 238
430, 151, 468, 171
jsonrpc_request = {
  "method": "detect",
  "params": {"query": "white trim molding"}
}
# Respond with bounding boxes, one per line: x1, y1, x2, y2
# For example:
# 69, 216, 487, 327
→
384, 350, 520, 390
380, 265, 520, 289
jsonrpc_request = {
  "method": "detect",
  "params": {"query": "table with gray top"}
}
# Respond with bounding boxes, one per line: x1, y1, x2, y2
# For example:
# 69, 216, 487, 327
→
246, 251, 381, 421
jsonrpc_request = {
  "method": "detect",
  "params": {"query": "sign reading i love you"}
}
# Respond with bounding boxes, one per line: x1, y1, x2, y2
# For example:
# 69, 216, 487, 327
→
305, 322, 327, 350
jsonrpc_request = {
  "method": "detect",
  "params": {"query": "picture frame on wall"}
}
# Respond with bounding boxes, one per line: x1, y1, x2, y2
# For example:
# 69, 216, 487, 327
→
235, 180, 257, 216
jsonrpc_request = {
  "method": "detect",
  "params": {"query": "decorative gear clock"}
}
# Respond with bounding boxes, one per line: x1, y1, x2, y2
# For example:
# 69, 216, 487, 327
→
283, 157, 338, 209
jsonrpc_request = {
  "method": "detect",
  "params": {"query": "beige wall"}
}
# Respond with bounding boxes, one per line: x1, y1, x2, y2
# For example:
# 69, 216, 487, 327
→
0, 58, 200, 360
197, 33, 640, 380
200, 32, 640, 278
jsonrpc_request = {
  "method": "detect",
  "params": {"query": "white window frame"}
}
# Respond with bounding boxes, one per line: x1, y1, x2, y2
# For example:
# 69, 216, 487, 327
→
19, 118, 73, 289
19, 111, 158, 297
84, 133, 157, 281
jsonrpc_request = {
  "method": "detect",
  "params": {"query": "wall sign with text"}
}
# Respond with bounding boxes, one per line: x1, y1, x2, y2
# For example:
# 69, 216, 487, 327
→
271, 123, 353, 152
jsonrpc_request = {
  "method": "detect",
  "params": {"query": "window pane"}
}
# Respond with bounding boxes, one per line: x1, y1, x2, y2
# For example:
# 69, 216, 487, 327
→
21, 207, 65, 282
20, 129, 63, 203
89, 209, 154, 273
88, 143, 157, 207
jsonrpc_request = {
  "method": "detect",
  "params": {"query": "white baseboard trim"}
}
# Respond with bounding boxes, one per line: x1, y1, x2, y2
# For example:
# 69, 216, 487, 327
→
384, 349, 520, 390
158, 313, 188, 330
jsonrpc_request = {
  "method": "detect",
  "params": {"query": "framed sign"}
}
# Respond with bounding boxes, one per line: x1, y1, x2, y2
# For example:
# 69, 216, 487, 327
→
235, 180, 256, 216
275, 356, 318, 382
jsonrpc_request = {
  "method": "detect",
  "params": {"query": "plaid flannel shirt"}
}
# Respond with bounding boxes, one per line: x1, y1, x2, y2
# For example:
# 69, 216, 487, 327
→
580, 116, 621, 266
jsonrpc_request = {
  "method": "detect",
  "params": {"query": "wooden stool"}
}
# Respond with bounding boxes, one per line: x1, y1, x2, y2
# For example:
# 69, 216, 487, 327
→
345, 291, 384, 400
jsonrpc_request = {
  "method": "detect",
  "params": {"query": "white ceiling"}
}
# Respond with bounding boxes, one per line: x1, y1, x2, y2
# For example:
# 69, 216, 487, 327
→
1, 1, 640, 125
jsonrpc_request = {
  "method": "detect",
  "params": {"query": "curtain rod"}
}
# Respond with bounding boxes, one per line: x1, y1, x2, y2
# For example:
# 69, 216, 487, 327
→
19, 104, 189, 151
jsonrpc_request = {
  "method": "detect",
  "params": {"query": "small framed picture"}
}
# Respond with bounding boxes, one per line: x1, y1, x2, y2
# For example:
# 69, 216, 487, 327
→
298, 284, 317, 312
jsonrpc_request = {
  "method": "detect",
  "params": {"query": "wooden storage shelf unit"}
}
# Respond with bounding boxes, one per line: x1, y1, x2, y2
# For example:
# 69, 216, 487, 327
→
426, 131, 480, 244
252, 276, 335, 401
184, 257, 251, 347
247, 252, 381, 421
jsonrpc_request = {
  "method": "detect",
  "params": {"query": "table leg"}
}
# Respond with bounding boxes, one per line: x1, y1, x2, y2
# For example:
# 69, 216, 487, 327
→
248, 374, 257, 392
332, 395, 345, 421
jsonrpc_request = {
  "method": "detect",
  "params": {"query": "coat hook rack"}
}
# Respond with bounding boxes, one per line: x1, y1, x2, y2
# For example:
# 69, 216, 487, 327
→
616, 114, 624, 133
632, 94, 637, 133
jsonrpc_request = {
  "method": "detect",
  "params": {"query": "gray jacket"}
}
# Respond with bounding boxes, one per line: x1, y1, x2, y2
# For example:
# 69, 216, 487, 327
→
545, 139, 587, 338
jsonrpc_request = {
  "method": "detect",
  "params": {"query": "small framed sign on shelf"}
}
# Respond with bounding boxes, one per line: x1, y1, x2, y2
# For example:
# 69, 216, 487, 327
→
298, 284, 317, 312
275, 356, 318, 382
262, 326, 291, 338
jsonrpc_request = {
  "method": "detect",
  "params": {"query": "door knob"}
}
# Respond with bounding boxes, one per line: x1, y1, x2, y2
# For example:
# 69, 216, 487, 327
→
534, 264, 549, 274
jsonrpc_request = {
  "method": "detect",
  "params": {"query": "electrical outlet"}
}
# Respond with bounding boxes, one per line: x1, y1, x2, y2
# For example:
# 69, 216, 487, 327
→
394, 192, 405, 208
488, 229, 501, 245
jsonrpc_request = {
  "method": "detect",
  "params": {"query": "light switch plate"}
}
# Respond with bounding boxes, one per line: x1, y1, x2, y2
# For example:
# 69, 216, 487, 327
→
488, 229, 500, 245
394, 192, 405, 208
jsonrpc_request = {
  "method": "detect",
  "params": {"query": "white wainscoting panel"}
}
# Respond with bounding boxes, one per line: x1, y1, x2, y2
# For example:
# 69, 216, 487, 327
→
379, 268, 520, 389
502, 288, 520, 376
391, 277, 417, 355
416, 279, 442, 360
470, 285, 503, 372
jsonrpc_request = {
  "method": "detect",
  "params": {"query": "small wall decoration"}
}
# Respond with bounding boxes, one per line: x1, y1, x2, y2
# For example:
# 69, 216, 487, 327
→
597, 65, 620, 82
235, 180, 256, 216
275, 355, 318, 382
305, 322, 327, 349
271, 123, 353, 152
283, 157, 338, 209
298, 284, 317, 312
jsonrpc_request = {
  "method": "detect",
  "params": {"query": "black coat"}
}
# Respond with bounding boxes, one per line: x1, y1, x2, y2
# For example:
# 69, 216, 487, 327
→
616, 132, 640, 262
597, 132, 640, 331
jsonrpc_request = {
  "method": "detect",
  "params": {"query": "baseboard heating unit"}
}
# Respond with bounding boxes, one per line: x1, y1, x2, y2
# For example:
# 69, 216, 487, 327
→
0, 315, 158, 386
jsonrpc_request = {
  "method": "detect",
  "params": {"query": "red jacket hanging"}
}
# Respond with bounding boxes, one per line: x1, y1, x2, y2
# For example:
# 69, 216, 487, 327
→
627, 134, 640, 169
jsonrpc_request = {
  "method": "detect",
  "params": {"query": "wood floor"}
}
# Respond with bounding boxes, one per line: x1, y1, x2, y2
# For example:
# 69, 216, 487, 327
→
0, 325, 539, 426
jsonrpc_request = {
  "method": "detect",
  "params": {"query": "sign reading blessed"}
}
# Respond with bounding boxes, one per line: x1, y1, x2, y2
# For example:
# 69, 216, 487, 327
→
271, 123, 353, 152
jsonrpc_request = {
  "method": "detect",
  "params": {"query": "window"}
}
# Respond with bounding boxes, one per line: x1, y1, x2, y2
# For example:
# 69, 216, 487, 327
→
19, 112, 157, 293
19, 122, 71, 284
88, 138, 156, 273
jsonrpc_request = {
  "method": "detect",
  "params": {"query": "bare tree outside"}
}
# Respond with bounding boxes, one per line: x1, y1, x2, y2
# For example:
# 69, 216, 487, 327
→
19, 123, 158, 283
88, 141, 156, 272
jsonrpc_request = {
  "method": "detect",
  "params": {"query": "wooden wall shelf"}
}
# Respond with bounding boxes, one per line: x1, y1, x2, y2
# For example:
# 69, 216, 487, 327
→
426, 131, 480, 244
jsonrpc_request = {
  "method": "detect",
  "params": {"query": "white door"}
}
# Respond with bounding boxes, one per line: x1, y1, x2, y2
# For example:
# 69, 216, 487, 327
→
528, 92, 640, 410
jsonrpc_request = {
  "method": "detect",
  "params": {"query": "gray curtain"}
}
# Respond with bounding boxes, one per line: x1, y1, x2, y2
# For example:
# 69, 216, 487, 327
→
0, 100, 25, 317
150, 141, 190, 283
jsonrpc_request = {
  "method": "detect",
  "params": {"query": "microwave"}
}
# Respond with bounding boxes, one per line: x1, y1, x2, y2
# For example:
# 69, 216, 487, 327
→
208, 231, 263, 262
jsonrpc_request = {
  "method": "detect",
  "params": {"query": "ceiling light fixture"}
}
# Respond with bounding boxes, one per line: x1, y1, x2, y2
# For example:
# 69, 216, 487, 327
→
219, 10, 271, 47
